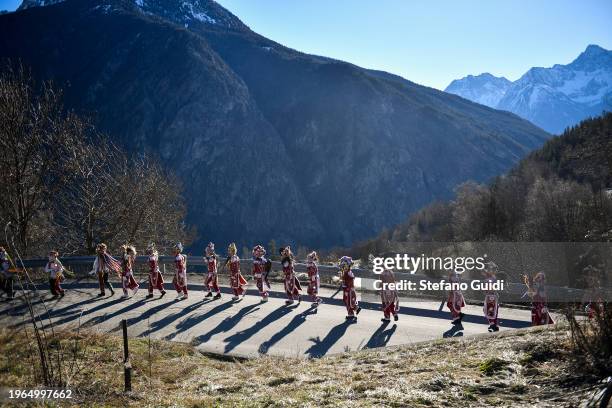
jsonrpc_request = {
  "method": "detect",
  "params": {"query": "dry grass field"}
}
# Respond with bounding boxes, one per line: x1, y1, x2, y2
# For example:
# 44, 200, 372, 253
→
0, 323, 607, 407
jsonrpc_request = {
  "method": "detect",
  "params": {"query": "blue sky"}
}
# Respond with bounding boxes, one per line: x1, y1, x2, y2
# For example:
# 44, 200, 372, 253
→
3, 0, 611, 89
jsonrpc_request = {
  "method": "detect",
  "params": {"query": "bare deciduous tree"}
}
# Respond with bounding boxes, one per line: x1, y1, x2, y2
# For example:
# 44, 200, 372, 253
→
0, 64, 82, 255
0, 63, 194, 257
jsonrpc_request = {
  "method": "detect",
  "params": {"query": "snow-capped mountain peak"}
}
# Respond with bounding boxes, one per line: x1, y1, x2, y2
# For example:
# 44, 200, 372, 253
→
445, 45, 612, 134
135, 0, 245, 28
445, 73, 512, 108
18, 0, 64, 9
18, 0, 245, 29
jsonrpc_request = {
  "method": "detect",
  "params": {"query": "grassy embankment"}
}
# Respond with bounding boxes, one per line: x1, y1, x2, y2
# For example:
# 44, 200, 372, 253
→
0, 323, 604, 407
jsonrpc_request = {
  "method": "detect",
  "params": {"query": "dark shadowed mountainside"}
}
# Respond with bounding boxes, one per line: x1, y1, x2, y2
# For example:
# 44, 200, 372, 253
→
349, 112, 612, 259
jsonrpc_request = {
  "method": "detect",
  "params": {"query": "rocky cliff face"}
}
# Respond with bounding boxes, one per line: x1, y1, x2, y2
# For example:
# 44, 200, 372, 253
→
0, 0, 549, 249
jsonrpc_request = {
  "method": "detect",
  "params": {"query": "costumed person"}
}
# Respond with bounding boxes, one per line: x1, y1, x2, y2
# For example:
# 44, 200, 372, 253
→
339, 256, 361, 321
380, 269, 399, 322
524, 272, 554, 326
252, 245, 269, 302
89, 243, 119, 297
483, 262, 500, 332
146, 243, 166, 299
45, 250, 65, 298
224, 243, 246, 300
280, 246, 302, 305
306, 251, 322, 306
120, 245, 139, 298
204, 242, 221, 300
0, 247, 15, 300
582, 265, 604, 320
172, 242, 188, 300
446, 269, 465, 330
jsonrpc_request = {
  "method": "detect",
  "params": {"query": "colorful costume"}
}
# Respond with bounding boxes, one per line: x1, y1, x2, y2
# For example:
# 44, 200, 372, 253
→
0, 247, 14, 299
226, 243, 246, 300
582, 266, 604, 320
585, 298, 604, 319
280, 247, 302, 304
89, 243, 118, 297
252, 245, 269, 302
380, 269, 399, 322
204, 242, 221, 299
339, 256, 360, 320
446, 271, 465, 329
527, 272, 554, 326
45, 251, 65, 297
306, 251, 321, 305
146, 243, 165, 298
483, 264, 499, 332
172, 242, 188, 300
120, 245, 139, 298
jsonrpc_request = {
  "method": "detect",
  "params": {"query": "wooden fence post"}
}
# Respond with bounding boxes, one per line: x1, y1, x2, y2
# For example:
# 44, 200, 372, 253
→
121, 319, 132, 392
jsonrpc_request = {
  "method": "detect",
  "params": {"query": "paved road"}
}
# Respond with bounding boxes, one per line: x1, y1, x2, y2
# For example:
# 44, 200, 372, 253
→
0, 279, 533, 358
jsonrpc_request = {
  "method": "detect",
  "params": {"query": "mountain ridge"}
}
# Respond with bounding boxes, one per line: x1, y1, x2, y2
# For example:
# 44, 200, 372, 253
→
445, 73, 512, 108
445, 45, 612, 134
1, 0, 549, 249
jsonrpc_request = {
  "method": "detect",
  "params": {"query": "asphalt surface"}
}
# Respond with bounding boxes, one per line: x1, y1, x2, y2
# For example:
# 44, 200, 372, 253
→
0, 278, 534, 358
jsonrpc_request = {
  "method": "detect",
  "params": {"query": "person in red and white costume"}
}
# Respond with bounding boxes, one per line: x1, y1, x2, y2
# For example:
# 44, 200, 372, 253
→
339, 256, 361, 321
89, 243, 119, 297
524, 272, 554, 326
204, 242, 221, 300
582, 265, 604, 320
45, 250, 65, 298
252, 245, 269, 302
224, 243, 246, 301
280, 246, 302, 305
173, 242, 188, 300
120, 245, 139, 299
306, 251, 322, 307
380, 269, 399, 322
483, 262, 500, 332
0, 247, 14, 300
446, 270, 465, 330
146, 243, 166, 299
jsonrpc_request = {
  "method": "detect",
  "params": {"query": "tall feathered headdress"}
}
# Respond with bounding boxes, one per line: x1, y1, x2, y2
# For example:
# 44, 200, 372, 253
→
174, 242, 184, 253
206, 242, 215, 255
252, 245, 266, 257
228, 242, 237, 255
307, 251, 319, 263
338, 256, 353, 268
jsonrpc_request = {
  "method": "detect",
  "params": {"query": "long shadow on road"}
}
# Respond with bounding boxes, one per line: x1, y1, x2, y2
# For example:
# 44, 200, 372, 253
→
258, 305, 318, 355
2, 295, 51, 317
44, 295, 107, 318
165, 300, 235, 341
363, 321, 397, 349
223, 304, 297, 354
141, 299, 211, 338
305, 320, 353, 358
128, 298, 177, 327
37, 297, 125, 330
192, 302, 260, 346
83, 298, 149, 328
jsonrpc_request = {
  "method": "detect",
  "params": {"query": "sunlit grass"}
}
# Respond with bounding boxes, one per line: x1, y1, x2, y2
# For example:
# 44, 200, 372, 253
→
0, 324, 598, 407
